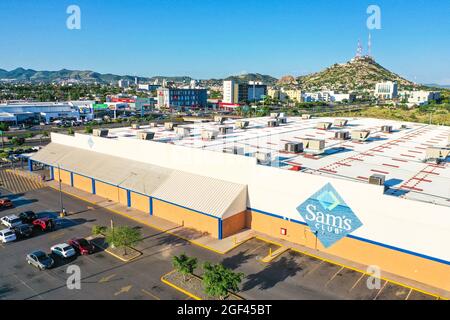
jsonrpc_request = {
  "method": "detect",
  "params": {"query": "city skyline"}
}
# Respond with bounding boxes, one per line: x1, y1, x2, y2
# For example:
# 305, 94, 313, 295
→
0, 0, 449, 84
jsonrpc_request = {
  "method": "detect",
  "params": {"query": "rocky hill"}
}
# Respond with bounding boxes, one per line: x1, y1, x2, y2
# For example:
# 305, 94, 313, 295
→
296, 57, 418, 92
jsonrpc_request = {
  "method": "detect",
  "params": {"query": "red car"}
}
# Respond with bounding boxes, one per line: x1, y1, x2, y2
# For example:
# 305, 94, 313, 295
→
32, 218, 56, 232
0, 199, 13, 209
68, 238, 95, 255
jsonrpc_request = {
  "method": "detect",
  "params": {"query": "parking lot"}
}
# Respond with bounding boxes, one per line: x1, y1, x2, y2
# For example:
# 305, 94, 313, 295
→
0, 183, 440, 300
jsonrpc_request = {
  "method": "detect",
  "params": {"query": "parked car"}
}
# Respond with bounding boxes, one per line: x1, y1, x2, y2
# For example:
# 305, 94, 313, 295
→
12, 224, 34, 239
0, 199, 13, 209
26, 251, 54, 270
68, 238, 95, 255
19, 211, 38, 224
32, 218, 56, 232
0, 228, 16, 243
1, 215, 23, 228
51, 243, 76, 258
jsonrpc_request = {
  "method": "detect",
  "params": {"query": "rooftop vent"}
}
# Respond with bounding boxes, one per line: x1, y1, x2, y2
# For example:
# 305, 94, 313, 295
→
131, 123, 140, 130
270, 113, 280, 118
175, 127, 191, 137
302, 114, 312, 120
285, 142, 303, 154
351, 130, 371, 141
149, 122, 158, 127
235, 120, 249, 129
426, 147, 450, 160
223, 147, 244, 155
335, 131, 350, 140
164, 122, 177, 131
381, 125, 393, 133
255, 152, 272, 165
214, 116, 225, 124
369, 174, 386, 186
316, 122, 332, 130
277, 117, 287, 124
201, 130, 219, 141
268, 120, 279, 127
302, 138, 325, 151
219, 126, 233, 135
333, 119, 348, 127
92, 129, 109, 137
137, 131, 155, 140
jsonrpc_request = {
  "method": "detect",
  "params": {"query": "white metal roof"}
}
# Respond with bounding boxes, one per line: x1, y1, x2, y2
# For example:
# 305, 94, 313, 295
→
32, 143, 247, 218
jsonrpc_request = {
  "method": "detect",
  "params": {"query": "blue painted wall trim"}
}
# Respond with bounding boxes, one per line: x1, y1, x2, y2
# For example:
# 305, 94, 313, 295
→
218, 219, 223, 240
50, 166, 54, 181
149, 197, 153, 216
70, 172, 74, 187
92, 179, 96, 195
28, 159, 33, 172
247, 207, 450, 266
127, 190, 131, 208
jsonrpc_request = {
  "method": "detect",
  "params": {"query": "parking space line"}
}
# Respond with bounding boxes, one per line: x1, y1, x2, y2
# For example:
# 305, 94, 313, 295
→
13, 274, 44, 300
349, 273, 365, 292
373, 281, 388, 300
141, 288, 161, 300
247, 243, 267, 256
303, 260, 324, 277
405, 288, 413, 300
325, 266, 344, 287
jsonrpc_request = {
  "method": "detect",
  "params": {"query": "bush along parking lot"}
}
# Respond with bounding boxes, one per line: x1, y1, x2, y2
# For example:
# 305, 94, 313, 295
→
161, 254, 244, 300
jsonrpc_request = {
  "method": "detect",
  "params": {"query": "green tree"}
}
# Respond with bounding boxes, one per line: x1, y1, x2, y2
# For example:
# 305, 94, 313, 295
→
68, 128, 75, 135
0, 122, 9, 132
105, 225, 142, 255
202, 262, 243, 300
85, 126, 93, 134
11, 137, 25, 146
172, 254, 198, 282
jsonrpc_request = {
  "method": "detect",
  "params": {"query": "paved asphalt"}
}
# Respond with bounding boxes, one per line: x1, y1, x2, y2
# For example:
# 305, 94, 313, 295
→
0, 187, 436, 300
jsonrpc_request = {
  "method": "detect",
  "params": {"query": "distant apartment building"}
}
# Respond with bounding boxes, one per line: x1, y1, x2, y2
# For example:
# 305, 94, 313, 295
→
118, 79, 130, 89
302, 91, 355, 103
138, 84, 160, 91
223, 80, 267, 104
157, 88, 208, 110
399, 90, 441, 106
375, 81, 398, 99
282, 89, 302, 101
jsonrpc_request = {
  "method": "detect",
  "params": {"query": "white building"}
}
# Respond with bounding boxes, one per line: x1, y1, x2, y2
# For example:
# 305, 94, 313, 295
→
375, 81, 398, 100
223, 80, 238, 104
400, 91, 441, 106
118, 79, 130, 89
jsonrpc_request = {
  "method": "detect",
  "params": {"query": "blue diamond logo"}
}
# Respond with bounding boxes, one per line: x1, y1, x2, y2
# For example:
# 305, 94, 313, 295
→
297, 183, 363, 248
88, 137, 95, 149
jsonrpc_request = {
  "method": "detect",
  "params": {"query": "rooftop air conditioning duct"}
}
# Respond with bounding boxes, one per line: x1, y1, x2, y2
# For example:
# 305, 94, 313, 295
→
268, 120, 279, 127
131, 123, 140, 130
201, 130, 219, 141
149, 122, 158, 127
285, 142, 303, 154
219, 126, 233, 135
236, 120, 249, 129
255, 152, 272, 165
270, 113, 280, 118
335, 131, 350, 140
369, 174, 386, 186
223, 147, 244, 155
316, 122, 332, 130
351, 130, 370, 141
302, 114, 312, 120
381, 125, 393, 133
301, 138, 325, 151
137, 131, 155, 140
175, 127, 191, 137
426, 147, 450, 160
93, 129, 109, 137
214, 116, 225, 124
164, 122, 177, 131
277, 117, 287, 124
333, 119, 348, 127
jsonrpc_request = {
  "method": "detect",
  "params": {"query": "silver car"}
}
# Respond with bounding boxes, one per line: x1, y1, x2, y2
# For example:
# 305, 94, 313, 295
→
51, 243, 76, 258
26, 251, 54, 270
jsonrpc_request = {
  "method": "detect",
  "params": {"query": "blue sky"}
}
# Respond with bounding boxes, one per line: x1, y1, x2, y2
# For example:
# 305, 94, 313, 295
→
0, 0, 449, 84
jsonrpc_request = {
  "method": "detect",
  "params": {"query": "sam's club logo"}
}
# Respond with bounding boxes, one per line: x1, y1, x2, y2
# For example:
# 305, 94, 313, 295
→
297, 183, 362, 248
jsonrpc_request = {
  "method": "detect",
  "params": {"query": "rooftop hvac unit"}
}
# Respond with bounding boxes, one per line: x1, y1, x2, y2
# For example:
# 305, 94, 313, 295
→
369, 174, 386, 186
268, 120, 279, 127
236, 120, 249, 129
316, 122, 332, 130
255, 152, 272, 165
131, 123, 140, 130
351, 130, 370, 141
219, 126, 233, 135
149, 122, 158, 127
333, 119, 348, 127
270, 113, 280, 118
302, 114, 312, 120
426, 147, 450, 160
92, 129, 109, 137
400, 124, 408, 130
279, 112, 286, 118
223, 147, 244, 155
285, 142, 303, 154
381, 125, 393, 133
137, 131, 155, 140
164, 122, 177, 131
175, 127, 191, 137
277, 117, 287, 124
335, 131, 350, 140
201, 130, 219, 141
214, 116, 225, 124
301, 138, 325, 151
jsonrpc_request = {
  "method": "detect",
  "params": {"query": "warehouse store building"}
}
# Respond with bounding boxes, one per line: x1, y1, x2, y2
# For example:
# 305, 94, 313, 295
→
29, 116, 450, 292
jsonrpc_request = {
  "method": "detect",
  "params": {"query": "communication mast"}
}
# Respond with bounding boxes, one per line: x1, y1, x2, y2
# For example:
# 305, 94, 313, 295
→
355, 39, 363, 59
367, 33, 372, 59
